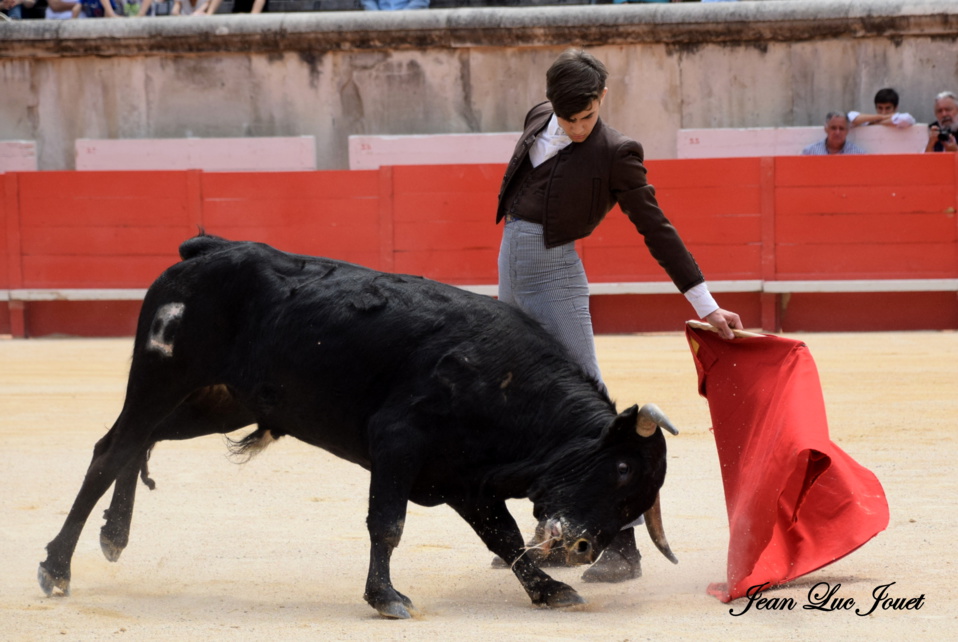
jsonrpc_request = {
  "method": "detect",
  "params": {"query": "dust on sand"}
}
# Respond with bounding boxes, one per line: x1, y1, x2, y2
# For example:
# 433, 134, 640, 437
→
1, 331, 955, 640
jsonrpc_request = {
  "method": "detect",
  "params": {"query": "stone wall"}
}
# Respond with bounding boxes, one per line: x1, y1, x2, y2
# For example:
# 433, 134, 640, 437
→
1, 0, 956, 170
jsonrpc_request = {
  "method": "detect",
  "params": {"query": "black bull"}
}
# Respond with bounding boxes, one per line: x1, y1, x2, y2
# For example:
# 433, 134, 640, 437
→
38, 235, 678, 618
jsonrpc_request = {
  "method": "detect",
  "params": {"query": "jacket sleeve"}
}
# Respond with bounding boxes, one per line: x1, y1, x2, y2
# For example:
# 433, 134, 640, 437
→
610, 139, 705, 293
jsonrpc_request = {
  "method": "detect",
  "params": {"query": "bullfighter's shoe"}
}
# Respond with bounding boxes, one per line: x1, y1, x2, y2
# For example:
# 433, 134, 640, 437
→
581, 527, 641, 583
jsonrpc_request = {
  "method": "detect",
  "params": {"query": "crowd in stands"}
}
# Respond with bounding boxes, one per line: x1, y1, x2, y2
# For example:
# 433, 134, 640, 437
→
1, 0, 734, 18
0, 0, 263, 16
801, 88, 957, 156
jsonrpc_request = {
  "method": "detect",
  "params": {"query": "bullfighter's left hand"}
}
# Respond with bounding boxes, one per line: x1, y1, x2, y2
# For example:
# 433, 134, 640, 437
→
704, 308, 742, 340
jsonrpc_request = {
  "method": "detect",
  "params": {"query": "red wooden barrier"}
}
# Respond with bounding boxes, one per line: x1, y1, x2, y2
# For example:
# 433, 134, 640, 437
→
2, 154, 956, 337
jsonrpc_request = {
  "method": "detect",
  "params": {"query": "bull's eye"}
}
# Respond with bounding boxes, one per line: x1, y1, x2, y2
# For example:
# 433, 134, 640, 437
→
617, 461, 631, 480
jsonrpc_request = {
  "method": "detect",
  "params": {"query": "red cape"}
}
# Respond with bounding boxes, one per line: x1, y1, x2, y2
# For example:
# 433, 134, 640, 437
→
685, 322, 889, 602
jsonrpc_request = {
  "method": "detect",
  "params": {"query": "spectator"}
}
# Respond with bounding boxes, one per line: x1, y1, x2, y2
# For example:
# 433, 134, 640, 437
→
848, 88, 916, 128
171, 0, 208, 14
44, 0, 79, 17
75, 0, 153, 16
802, 112, 866, 155
924, 91, 958, 153
202, 0, 266, 13
361, 0, 427, 10
1, 0, 36, 19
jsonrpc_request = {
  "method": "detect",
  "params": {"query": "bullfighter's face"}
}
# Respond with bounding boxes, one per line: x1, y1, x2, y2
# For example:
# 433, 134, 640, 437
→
556, 88, 608, 144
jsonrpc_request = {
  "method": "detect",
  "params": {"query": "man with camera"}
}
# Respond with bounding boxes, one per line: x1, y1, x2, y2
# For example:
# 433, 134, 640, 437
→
925, 91, 958, 153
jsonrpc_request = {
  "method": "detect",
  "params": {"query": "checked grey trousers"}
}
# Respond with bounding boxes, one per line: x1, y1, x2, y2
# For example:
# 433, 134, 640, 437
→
497, 218, 605, 389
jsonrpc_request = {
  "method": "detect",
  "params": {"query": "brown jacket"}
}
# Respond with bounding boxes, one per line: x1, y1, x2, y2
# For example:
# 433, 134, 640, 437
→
496, 101, 704, 293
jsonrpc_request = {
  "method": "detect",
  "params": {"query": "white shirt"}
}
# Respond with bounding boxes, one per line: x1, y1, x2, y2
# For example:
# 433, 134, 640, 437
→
847, 111, 916, 128
529, 114, 572, 168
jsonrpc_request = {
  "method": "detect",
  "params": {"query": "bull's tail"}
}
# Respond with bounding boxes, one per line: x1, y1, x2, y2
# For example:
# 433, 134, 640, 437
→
178, 233, 234, 261
226, 427, 276, 463
139, 444, 157, 490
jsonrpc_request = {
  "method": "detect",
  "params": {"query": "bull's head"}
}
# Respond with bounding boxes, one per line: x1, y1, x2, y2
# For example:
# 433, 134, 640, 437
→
528, 403, 678, 567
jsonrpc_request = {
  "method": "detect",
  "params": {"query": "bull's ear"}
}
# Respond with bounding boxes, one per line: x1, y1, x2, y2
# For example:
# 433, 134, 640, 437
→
603, 404, 641, 443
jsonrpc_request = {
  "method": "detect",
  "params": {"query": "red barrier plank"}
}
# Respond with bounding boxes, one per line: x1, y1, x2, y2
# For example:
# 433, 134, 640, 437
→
24, 300, 141, 338
393, 220, 499, 253
590, 291, 763, 334
645, 157, 763, 188
775, 185, 955, 216
202, 198, 378, 228
776, 212, 957, 245
21, 255, 177, 288
774, 242, 957, 279
201, 171, 379, 200
17, 171, 191, 198
587, 207, 762, 246
392, 192, 498, 224
583, 243, 763, 282
394, 248, 499, 283
391, 164, 505, 194
655, 185, 763, 217
20, 193, 192, 227
781, 292, 958, 332
0, 173, 10, 289
775, 154, 955, 187
19, 226, 195, 256
206, 224, 383, 260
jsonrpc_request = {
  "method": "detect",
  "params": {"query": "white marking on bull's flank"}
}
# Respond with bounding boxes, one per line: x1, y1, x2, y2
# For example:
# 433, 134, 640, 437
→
147, 302, 185, 357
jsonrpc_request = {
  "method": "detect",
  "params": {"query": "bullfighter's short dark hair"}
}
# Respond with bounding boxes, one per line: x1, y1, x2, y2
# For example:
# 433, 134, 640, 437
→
546, 49, 608, 120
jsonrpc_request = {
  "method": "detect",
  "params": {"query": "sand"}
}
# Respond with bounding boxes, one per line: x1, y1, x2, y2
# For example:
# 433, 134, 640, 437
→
1, 330, 955, 640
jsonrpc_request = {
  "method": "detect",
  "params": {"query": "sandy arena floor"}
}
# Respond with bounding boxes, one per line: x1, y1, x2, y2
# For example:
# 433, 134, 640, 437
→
1, 330, 955, 641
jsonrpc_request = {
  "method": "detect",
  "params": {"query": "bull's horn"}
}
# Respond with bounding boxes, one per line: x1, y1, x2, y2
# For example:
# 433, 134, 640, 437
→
636, 403, 679, 437
644, 493, 679, 565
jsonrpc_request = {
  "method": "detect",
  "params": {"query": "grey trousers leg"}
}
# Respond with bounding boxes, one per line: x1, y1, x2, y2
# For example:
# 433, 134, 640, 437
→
497, 219, 604, 389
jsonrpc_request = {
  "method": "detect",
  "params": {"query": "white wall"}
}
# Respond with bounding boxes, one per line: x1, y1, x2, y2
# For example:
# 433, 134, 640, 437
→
1, 0, 955, 170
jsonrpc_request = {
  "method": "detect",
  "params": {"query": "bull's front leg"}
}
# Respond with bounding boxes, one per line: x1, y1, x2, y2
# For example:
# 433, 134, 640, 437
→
449, 499, 585, 609
362, 462, 417, 618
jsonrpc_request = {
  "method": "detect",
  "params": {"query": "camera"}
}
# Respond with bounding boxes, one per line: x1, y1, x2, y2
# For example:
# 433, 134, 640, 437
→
938, 129, 953, 143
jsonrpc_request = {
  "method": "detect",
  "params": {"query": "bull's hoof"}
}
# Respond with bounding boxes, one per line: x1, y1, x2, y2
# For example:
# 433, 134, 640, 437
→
37, 564, 70, 597
365, 589, 415, 620
528, 578, 586, 609
541, 585, 586, 609
99, 532, 125, 563
376, 601, 412, 619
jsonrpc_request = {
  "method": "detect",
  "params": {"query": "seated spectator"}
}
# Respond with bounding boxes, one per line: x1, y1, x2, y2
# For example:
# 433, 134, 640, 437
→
76, 0, 153, 16
171, 0, 208, 14
202, 0, 266, 13
848, 88, 916, 129
76, 0, 117, 17
1, 0, 37, 19
361, 0, 427, 10
802, 112, 866, 155
925, 91, 958, 153
45, 0, 79, 17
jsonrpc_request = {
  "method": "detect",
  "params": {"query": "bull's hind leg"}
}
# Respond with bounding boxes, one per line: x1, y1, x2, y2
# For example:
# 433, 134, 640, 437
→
449, 499, 585, 609
98, 451, 151, 563
97, 386, 255, 565
38, 408, 162, 597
